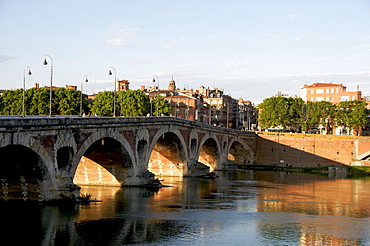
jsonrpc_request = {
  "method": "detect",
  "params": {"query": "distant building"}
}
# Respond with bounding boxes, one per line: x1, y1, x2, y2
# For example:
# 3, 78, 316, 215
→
300, 82, 370, 136
201, 88, 237, 128
140, 77, 210, 123
117, 79, 130, 91
300, 82, 362, 103
34, 82, 77, 91
238, 99, 257, 131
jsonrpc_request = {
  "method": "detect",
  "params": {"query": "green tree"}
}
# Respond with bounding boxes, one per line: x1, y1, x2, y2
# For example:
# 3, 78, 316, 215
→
116, 90, 151, 116
0, 93, 3, 114
89, 91, 114, 116
304, 101, 337, 134
258, 96, 303, 130
30, 88, 50, 115
54, 88, 81, 115
286, 97, 305, 130
337, 100, 369, 135
152, 95, 172, 116
258, 97, 284, 128
1, 89, 23, 115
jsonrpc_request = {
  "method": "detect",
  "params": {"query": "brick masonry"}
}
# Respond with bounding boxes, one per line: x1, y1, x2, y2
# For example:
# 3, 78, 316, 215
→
257, 133, 370, 167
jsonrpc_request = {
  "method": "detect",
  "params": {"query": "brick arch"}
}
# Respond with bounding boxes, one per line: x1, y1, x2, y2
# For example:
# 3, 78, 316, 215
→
18, 135, 57, 181
197, 134, 222, 171
147, 127, 188, 176
0, 144, 54, 201
227, 137, 255, 165
71, 129, 136, 186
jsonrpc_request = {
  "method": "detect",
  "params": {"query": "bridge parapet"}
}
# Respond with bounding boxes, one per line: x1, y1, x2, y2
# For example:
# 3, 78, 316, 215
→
0, 116, 256, 137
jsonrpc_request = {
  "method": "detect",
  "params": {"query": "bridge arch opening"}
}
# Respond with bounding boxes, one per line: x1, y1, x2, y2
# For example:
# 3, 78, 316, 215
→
73, 137, 133, 186
198, 138, 219, 171
228, 141, 253, 165
148, 132, 186, 176
0, 145, 47, 200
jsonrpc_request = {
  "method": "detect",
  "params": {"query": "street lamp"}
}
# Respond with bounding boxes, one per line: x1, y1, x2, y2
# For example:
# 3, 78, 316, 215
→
22, 67, 32, 116
42, 54, 53, 117
108, 66, 117, 117
80, 75, 88, 116
152, 75, 159, 116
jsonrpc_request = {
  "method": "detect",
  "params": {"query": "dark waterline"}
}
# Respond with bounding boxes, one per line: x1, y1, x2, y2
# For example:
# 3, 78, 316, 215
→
2, 171, 370, 245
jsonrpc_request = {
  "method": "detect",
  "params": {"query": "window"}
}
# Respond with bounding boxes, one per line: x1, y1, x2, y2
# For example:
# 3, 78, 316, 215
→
316, 89, 324, 94
326, 97, 332, 101
316, 97, 323, 101
326, 89, 330, 93
310, 89, 314, 94
341, 96, 349, 101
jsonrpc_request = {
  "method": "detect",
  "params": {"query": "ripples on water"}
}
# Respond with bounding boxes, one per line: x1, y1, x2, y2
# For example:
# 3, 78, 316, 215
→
2, 171, 370, 245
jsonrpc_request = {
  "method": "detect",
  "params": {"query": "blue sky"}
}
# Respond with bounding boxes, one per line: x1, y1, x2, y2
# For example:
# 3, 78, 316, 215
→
1, 0, 370, 104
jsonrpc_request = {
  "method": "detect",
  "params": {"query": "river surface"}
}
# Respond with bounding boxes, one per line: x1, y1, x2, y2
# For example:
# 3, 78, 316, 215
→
2, 170, 370, 245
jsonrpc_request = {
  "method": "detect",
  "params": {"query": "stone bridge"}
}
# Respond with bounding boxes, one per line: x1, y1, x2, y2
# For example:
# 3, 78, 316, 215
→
0, 116, 257, 201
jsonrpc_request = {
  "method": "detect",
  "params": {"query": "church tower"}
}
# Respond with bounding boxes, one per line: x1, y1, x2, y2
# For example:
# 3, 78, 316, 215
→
168, 76, 176, 91
117, 79, 130, 91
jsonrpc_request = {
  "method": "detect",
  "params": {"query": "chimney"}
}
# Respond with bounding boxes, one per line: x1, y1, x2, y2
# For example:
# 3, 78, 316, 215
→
140, 85, 145, 91
34, 83, 39, 89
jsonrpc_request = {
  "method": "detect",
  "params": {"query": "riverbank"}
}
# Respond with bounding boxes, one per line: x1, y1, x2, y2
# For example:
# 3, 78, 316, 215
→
237, 164, 370, 176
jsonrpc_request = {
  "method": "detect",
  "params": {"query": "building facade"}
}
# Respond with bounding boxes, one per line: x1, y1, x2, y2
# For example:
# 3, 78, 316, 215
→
300, 82, 362, 103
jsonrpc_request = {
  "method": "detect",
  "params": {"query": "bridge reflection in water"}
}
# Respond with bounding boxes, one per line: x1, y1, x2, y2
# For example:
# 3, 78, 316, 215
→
2, 171, 370, 245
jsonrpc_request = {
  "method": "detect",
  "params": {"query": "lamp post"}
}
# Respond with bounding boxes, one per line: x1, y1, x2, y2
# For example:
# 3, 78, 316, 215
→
22, 67, 32, 116
42, 54, 53, 117
108, 66, 117, 117
80, 75, 88, 116
152, 75, 159, 116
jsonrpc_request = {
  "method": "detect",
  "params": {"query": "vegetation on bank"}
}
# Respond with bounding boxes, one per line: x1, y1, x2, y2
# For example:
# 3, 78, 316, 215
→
347, 166, 370, 176
238, 164, 370, 176
258, 97, 369, 134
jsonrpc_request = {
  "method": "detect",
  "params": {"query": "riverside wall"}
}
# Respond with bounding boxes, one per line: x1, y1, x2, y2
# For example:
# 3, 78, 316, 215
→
256, 132, 370, 167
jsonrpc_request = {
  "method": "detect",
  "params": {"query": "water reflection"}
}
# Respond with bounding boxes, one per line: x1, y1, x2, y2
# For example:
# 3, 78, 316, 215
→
2, 171, 370, 245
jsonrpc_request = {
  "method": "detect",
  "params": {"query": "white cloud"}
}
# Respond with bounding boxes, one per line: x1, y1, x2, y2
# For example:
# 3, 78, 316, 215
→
166, 36, 185, 48
128, 57, 165, 65
225, 60, 251, 68
106, 23, 140, 46
214, 31, 235, 38
287, 13, 300, 20
0, 54, 17, 63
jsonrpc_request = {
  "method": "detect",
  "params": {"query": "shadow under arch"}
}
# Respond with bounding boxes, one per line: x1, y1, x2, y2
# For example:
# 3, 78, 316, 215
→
148, 132, 187, 176
0, 145, 50, 201
73, 137, 133, 186
228, 140, 254, 165
198, 138, 220, 171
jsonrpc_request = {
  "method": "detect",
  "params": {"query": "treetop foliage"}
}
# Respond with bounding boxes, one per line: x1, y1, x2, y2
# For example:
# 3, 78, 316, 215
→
0, 87, 171, 117
258, 96, 369, 134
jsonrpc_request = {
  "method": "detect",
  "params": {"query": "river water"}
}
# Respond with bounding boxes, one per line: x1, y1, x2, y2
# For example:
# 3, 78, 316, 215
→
2, 170, 370, 245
